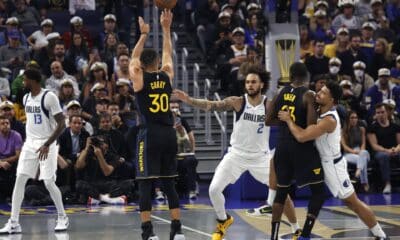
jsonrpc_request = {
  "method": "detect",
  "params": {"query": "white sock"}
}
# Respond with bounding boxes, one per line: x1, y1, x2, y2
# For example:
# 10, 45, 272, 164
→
290, 222, 300, 233
44, 179, 66, 217
267, 189, 276, 206
209, 171, 231, 221
370, 223, 386, 238
100, 194, 125, 204
10, 174, 30, 222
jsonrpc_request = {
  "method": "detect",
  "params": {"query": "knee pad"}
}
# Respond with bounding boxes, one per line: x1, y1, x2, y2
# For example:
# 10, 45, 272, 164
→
274, 187, 290, 204
162, 179, 180, 210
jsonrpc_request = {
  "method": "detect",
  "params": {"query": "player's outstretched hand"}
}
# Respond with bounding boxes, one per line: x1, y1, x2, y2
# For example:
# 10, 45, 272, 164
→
37, 145, 49, 161
278, 110, 291, 122
160, 9, 173, 30
138, 17, 150, 35
172, 89, 189, 103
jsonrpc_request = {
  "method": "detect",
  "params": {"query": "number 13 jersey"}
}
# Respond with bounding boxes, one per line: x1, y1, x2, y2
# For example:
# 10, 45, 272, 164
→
135, 71, 173, 126
230, 94, 270, 156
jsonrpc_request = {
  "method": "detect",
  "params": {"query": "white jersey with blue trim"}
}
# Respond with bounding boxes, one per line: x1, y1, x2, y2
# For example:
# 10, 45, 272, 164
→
24, 89, 62, 140
315, 108, 341, 159
229, 94, 270, 157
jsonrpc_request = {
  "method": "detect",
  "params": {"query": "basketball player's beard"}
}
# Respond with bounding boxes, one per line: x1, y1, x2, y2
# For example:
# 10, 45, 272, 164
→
246, 88, 261, 97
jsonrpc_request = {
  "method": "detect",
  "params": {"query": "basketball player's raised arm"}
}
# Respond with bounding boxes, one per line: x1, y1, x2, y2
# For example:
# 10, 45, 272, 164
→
172, 89, 242, 112
278, 111, 336, 143
160, 10, 174, 82
129, 17, 149, 91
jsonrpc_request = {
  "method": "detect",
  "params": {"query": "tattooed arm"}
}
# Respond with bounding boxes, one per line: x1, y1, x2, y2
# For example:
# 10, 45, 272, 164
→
173, 89, 243, 112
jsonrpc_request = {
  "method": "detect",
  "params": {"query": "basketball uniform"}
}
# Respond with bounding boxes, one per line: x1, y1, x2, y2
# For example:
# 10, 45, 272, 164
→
274, 85, 324, 187
17, 89, 62, 180
214, 94, 272, 185
134, 71, 177, 179
316, 109, 354, 199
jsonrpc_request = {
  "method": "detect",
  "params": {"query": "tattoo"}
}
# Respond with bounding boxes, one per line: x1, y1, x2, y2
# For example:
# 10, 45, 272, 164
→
44, 113, 65, 146
189, 98, 234, 112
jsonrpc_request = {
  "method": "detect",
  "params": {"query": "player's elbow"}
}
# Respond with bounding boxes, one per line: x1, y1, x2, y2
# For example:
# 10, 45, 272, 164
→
296, 135, 308, 143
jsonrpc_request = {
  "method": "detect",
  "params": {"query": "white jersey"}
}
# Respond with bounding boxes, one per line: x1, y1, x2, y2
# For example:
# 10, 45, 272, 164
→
315, 108, 341, 160
24, 89, 63, 140
230, 94, 270, 157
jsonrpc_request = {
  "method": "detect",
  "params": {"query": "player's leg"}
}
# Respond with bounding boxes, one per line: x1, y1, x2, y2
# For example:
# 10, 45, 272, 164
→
138, 178, 158, 240
271, 185, 290, 240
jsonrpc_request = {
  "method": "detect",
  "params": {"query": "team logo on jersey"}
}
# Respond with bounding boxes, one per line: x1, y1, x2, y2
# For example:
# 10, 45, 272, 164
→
313, 168, 321, 175
343, 179, 350, 188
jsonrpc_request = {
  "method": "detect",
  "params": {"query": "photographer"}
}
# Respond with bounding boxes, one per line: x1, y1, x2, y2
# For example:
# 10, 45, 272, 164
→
96, 112, 127, 158
75, 135, 130, 205
108, 102, 129, 134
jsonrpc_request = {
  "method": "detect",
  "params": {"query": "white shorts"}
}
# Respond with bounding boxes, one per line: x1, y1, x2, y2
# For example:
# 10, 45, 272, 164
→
322, 156, 354, 199
17, 138, 59, 180
213, 147, 273, 185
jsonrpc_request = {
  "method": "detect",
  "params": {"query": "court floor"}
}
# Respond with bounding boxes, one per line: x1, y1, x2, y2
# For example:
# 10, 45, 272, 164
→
0, 193, 399, 240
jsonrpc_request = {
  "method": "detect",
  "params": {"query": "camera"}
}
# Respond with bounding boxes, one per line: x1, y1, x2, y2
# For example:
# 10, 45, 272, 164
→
91, 136, 104, 147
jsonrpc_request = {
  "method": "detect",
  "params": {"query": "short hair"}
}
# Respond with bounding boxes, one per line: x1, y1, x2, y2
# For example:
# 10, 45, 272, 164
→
374, 102, 386, 110
117, 52, 129, 60
99, 112, 112, 121
108, 101, 119, 107
69, 114, 82, 122
313, 39, 325, 45
54, 40, 65, 47
313, 74, 330, 83
325, 80, 342, 104
0, 115, 9, 121
140, 49, 158, 68
290, 62, 308, 82
349, 32, 361, 41
24, 69, 42, 82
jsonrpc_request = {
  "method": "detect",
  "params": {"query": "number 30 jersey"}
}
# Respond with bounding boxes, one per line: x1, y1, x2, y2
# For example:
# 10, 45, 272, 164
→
230, 94, 270, 156
274, 85, 310, 142
135, 71, 173, 126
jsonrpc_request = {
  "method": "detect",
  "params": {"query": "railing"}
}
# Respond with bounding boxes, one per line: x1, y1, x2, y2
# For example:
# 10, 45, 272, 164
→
204, 78, 214, 145
213, 92, 227, 155
193, 63, 202, 127
181, 48, 189, 112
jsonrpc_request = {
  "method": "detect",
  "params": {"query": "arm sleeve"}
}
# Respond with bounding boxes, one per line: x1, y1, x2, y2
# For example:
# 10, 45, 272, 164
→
181, 118, 192, 133
44, 91, 63, 116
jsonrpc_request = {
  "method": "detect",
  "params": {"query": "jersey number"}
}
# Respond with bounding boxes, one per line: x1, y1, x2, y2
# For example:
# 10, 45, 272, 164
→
257, 123, 264, 134
280, 105, 296, 121
149, 93, 169, 113
34, 114, 42, 124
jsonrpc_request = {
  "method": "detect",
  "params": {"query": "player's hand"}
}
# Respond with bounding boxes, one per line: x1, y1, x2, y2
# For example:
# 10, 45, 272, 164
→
0, 161, 11, 170
278, 110, 291, 122
85, 137, 92, 150
138, 17, 150, 35
36, 145, 49, 161
160, 9, 173, 30
172, 89, 189, 103
352, 149, 360, 154
175, 124, 186, 135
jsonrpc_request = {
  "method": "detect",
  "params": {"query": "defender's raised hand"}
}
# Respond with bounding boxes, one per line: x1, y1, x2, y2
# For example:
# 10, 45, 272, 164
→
138, 16, 150, 34
160, 9, 173, 30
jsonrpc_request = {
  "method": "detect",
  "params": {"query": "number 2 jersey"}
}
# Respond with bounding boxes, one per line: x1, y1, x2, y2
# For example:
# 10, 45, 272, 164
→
24, 89, 62, 140
229, 94, 270, 157
135, 71, 174, 126
274, 85, 310, 142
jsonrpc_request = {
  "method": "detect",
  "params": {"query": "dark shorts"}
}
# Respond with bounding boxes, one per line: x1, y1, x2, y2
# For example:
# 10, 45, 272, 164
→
134, 125, 178, 179
274, 140, 323, 188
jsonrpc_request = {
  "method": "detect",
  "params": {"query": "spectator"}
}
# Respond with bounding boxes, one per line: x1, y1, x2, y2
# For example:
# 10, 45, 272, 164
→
355, 0, 373, 19
225, 27, 248, 79
0, 0, 9, 26
11, 0, 40, 28
305, 39, 330, 83
0, 68, 10, 98
360, 22, 376, 65
65, 100, 94, 136
383, 99, 400, 126
324, 27, 350, 58
313, 74, 328, 92
309, 10, 335, 44
367, 103, 400, 194
365, 68, 400, 117
194, 0, 220, 54
299, 24, 313, 60
369, 38, 393, 80
58, 79, 79, 112
339, 79, 361, 114
100, 32, 118, 72
341, 111, 370, 192
27, 18, 53, 57
65, 32, 89, 74
331, 0, 362, 32
42, 40, 77, 78
374, 16, 396, 43
0, 17, 28, 47
328, 57, 348, 82
234, 46, 262, 96
111, 53, 130, 83
82, 83, 108, 121
107, 43, 129, 81
82, 62, 113, 101
69, 0, 95, 15
0, 101, 25, 140
171, 101, 198, 199
391, 55, 400, 80
0, 116, 22, 203
338, 32, 368, 76
244, 13, 264, 49
386, 0, 400, 34
113, 78, 137, 127
97, 14, 123, 51
46, 60, 80, 96
75, 135, 129, 205
62, 16, 93, 50
107, 102, 128, 133
96, 112, 127, 158
351, 61, 374, 100
0, 29, 30, 79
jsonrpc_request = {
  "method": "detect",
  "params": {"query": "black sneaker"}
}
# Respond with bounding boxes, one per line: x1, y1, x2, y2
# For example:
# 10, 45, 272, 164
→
246, 204, 272, 216
375, 237, 390, 240
141, 221, 159, 240
170, 220, 185, 240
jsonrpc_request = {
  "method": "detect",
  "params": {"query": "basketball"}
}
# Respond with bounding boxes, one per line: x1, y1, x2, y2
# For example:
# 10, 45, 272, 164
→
154, 0, 177, 9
